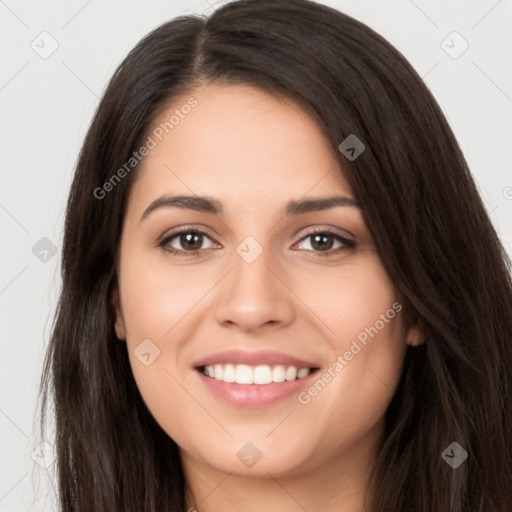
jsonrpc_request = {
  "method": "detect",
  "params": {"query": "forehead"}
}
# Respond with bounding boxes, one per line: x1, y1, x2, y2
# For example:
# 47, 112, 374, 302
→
127, 83, 354, 216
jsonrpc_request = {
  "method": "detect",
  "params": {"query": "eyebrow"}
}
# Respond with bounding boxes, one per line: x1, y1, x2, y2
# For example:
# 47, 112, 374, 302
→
140, 194, 360, 222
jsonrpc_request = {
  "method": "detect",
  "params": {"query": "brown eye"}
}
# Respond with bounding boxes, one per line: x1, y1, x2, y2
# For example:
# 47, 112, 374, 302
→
309, 233, 335, 251
158, 229, 217, 256
177, 232, 204, 251
294, 228, 356, 257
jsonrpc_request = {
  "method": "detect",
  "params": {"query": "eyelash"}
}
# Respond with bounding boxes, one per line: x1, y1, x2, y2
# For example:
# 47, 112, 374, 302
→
157, 226, 356, 258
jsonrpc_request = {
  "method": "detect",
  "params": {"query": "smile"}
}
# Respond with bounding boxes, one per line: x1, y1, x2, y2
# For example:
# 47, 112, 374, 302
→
192, 349, 321, 407
201, 364, 312, 384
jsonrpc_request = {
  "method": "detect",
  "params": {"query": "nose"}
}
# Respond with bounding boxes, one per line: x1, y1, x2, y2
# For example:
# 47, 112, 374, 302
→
213, 243, 296, 333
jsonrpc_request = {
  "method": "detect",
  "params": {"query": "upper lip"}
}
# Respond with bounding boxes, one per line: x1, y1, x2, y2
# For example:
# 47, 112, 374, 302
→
193, 349, 320, 369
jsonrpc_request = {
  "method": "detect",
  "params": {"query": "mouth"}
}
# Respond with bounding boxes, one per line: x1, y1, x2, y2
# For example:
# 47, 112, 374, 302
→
192, 350, 321, 407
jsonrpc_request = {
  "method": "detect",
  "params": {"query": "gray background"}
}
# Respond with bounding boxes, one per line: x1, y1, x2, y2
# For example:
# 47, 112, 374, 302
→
1, 0, 511, 510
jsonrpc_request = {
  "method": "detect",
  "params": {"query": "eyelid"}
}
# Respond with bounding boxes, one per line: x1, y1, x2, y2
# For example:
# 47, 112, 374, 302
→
157, 224, 217, 243
294, 224, 355, 241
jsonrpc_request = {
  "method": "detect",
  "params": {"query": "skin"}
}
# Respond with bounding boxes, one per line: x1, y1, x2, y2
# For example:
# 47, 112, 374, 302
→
112, 82, 424, 512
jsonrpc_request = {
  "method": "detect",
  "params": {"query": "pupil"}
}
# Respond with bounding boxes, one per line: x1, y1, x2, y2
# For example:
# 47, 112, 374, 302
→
182, 232, 202, 250
312, 234, 332, 251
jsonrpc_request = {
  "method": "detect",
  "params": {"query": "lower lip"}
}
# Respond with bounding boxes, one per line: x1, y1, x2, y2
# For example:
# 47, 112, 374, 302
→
195, 369, 318, 408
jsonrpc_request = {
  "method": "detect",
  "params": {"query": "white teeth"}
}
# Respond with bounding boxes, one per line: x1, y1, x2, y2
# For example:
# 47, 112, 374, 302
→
202, 364, 312, 384
297, 368, 310, 379
235, 364, 253, 384
285, 366, 297, 381
223, 364, 236, 383
254, 365, 273, 384
272, 365, 286, 383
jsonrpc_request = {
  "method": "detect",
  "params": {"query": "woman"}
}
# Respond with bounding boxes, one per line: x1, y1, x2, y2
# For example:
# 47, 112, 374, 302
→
39, 0, 512, 510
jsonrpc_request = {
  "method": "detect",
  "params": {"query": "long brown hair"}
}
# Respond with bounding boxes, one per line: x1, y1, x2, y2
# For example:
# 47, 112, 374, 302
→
39, 0, 512, 510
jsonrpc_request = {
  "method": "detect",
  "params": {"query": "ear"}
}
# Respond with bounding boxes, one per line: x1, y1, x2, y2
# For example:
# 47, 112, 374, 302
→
111, 287, 127, 341
397, 295, 427, 347
405, 323, 426, 347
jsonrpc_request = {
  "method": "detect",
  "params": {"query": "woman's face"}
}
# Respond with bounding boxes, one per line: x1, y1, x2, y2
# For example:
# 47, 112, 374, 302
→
113, 83, 422, 479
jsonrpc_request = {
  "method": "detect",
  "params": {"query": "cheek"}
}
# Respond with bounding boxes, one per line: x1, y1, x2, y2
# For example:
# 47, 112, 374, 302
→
294, 254, 402, 346
292, 256, 407, 438
120, 251, 211, 345
118, 249, 222, 440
